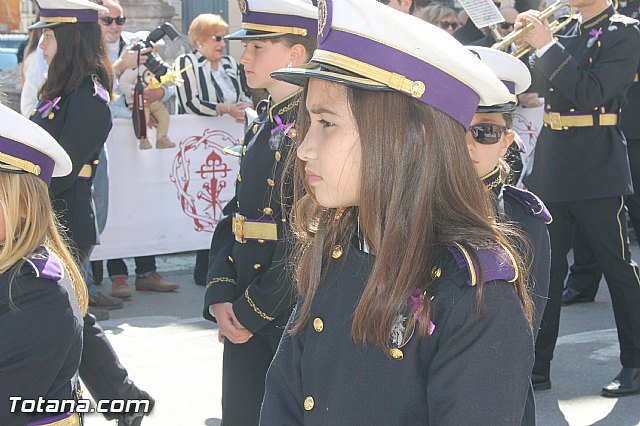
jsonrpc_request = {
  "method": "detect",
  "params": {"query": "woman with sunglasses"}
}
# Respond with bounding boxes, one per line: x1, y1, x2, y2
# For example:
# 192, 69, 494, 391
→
260, 0, 535, 424
419, 2, 459, 34
465, 47, 551, 426
175, 13, 252, 122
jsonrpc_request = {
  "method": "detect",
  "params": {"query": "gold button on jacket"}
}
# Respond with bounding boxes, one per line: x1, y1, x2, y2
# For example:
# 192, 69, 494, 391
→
304, 396, 315, 411
313, 317, 324, 332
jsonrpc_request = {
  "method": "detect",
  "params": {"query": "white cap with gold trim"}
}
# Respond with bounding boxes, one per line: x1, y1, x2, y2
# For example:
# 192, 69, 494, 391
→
271, 0, 511, 130
226, 0, 318, 40
30, 0, 108, 29
0, 104, 72, 185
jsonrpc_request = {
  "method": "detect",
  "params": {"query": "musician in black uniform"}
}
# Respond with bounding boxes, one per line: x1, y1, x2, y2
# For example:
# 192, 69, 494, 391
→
202, 0, 317, 424
0, 105, 85, 425
517, 0, 640, 395
28, 2, 154, 424
562, 0, 640, 306
261, 0, 535, 423
465, 46, 551, 426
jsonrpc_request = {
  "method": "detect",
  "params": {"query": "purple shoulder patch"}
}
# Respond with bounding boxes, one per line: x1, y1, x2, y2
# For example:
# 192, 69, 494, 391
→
447, 242, 518, 286
503, 185, 553, 224
23, 247, 63, 282
93, 77, 110, 104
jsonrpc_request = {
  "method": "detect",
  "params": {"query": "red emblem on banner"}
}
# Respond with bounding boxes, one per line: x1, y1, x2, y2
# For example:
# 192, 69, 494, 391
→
170, 129, 240, 232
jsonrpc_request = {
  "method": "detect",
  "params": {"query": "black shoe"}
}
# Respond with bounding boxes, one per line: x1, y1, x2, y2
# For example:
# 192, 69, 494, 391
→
87, 306, 109, 321
89, 291, 124, 310
601, 367, 640, 397
532, 373, 551, 391
561, 288, 595, 306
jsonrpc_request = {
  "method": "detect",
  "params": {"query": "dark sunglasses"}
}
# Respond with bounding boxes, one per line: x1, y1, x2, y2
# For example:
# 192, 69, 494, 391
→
438, 21, 459, 30
469, 123, 509, 145
499, 22, 515, 30
493, 1, 502, 8
100, 16, 126, 26
211, 35, 226, 42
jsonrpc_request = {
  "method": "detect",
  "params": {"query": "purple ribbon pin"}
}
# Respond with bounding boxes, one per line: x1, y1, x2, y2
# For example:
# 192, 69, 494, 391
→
271, 115, 295, 136
589, 28, 603, 39
38, 97, 61, 118
408, 287, 436, 335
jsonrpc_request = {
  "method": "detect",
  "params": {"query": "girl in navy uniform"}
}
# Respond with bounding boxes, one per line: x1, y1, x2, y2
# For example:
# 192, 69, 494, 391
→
261, 0, 535, 424
465, 46, 552, 425
202, 0, 317, 423
27, 2, 154, 424
0, 103, 85, 425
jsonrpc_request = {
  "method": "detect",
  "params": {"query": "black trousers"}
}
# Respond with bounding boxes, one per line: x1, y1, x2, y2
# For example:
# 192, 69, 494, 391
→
107, 255, 156, 277
76, 245, 152, 420
566, 139, 640, 297
535, 197, 640, 370
221, 332, 282, 426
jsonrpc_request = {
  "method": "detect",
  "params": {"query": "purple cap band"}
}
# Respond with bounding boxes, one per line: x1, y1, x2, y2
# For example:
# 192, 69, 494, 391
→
501, 80, 516, 94
40, 8, 99, 23
244, 11, 317, 37
0, 134, 55, 184
319, 29, 480, 129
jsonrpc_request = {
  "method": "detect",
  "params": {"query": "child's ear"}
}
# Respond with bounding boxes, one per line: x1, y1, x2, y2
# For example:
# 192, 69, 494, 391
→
289, 44, 307, 68
501, 130, 516, 157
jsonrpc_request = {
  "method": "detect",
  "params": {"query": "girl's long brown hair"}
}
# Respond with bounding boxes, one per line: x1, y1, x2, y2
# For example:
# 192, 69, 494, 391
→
288, 84, 533, 351
38, 22, 113, 101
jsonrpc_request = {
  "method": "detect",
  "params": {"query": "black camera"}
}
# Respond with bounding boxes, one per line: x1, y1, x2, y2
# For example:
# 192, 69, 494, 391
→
132, 22, 180, 80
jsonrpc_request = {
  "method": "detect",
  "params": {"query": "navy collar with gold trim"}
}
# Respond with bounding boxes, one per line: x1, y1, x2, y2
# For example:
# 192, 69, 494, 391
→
482, 167, 503, 196
268, 91, 302, 125
580, 4, 615, 32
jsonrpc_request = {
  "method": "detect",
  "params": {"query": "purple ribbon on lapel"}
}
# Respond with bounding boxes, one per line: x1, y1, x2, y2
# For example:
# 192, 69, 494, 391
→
407, 287, 436, 335
37, 97, 61, 114
271, 115, 295, 135
589, 28, 603, 40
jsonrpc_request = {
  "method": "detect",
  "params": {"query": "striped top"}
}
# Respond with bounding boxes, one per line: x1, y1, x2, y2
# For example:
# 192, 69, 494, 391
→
175, 50, 251, 116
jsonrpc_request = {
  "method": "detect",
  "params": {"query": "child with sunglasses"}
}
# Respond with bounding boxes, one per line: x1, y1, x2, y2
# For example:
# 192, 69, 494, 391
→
465, 46, 551, 426
260, 0, 535, 424
202, 0, 317, 424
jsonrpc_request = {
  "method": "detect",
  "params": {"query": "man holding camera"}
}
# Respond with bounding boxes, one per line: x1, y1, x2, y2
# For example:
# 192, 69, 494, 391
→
97, 0, 180, 301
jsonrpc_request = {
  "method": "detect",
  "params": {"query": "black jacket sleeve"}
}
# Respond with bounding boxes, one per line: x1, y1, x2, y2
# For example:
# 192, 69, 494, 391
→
203, 196, 239, 321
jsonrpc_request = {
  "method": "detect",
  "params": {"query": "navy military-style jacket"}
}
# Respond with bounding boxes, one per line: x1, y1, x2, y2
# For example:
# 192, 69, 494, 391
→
617, 0, 640, 140
0, 248, 83, 426
260, 243, 534, 425
485, 168, 551, 335
31, 76, 112, 247
203, 93, 300, 335
525, 5, 640, 202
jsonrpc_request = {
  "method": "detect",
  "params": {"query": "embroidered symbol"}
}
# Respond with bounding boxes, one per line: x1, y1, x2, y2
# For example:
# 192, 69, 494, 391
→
170, 129, 239, 232
318, 0, 328, 38
237, 0, 248, 15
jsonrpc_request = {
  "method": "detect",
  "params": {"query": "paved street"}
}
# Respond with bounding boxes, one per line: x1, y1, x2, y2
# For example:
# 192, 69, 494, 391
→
83, 250, 640, 426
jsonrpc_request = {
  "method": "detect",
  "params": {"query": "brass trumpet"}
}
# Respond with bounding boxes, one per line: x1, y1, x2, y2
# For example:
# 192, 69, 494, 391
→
491, 1, 574, 58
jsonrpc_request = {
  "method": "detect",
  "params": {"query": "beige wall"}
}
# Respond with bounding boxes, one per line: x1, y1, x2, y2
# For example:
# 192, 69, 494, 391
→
227, 0, 243, 59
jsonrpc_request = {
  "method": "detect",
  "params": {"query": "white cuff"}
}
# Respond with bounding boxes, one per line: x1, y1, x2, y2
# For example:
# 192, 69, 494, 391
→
536, 40, 556, 57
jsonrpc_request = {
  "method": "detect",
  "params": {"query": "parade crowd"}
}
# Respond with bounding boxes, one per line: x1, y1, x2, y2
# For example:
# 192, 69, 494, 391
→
1, 0, 640, 424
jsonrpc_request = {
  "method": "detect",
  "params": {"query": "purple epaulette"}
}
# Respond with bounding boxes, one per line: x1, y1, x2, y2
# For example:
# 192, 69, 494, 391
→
23, 247, 63, 282
93, 77, 110, 104
447, 242, 518, 286
503, 185, 553, 224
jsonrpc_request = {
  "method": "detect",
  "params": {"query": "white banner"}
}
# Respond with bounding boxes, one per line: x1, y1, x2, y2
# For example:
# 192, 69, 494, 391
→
512, 102, 544, 188
91, 115, 243, 260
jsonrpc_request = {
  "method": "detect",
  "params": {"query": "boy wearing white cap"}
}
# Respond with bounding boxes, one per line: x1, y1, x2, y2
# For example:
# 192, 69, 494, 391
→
465, 46, 551, 426
0, 103, 85, 425
260, 0, 535, 424
202, 0, 317, 424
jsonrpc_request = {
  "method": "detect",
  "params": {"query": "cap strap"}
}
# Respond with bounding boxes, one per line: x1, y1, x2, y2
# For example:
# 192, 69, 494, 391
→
0, 134, 55, 185
313, 50, 426, 98
242, 23, 308, 36
0, 152, 42, 177
41, 16, 79, 23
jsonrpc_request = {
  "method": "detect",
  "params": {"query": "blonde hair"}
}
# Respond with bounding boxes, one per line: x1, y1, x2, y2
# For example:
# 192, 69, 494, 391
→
188, 14, 229, 46
420, 2, 457, 25
0, 173, 88, 315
